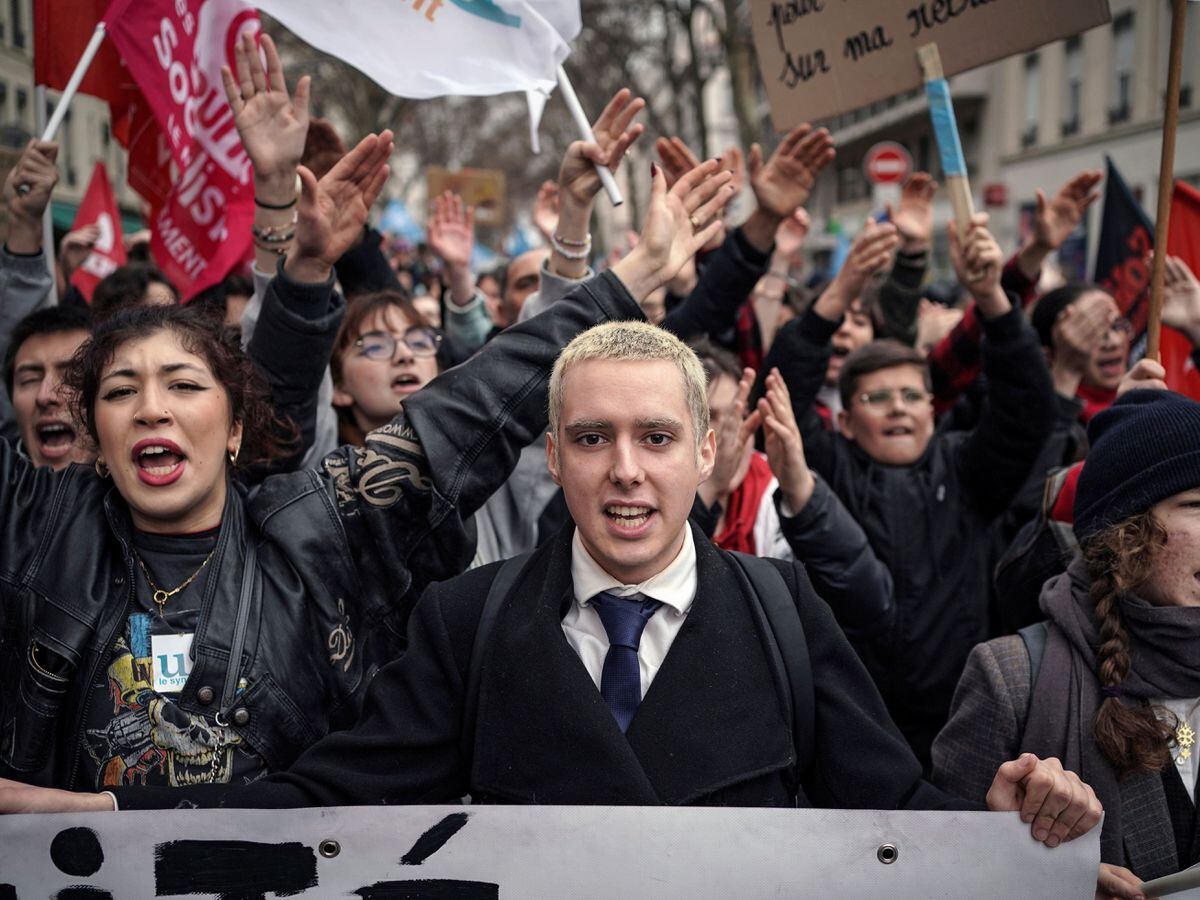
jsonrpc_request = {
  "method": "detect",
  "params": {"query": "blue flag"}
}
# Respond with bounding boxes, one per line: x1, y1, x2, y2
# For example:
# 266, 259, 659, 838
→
1094, 156, 1154, 339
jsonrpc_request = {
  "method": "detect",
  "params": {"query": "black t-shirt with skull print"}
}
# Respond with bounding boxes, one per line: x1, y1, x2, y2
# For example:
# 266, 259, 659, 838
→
80, 527, 267, 790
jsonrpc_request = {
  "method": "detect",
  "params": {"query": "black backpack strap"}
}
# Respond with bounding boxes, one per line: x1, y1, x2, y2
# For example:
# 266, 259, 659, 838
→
729, 553, 815, 780
460, 553, 532, 766
1018, 621, 1049, 715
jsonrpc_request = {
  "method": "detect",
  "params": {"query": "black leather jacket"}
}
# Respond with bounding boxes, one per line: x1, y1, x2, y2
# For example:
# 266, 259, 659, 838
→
0, 267, 643, 789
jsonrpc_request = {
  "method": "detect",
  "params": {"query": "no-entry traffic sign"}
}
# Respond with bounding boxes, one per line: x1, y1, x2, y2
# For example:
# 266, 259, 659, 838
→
864, 142, 912, 186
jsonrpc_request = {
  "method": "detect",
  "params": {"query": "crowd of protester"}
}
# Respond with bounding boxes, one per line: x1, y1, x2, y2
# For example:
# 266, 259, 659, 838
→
5, 32, 1200, 898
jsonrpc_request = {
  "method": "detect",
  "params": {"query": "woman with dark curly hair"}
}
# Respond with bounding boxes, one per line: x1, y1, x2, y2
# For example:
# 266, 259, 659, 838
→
932, 388, 1200, 899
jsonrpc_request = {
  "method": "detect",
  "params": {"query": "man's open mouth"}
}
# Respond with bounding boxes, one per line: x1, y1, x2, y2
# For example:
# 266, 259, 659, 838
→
605, 504, 654, 529
882, 425, 914, 437
35, 421, 76, 452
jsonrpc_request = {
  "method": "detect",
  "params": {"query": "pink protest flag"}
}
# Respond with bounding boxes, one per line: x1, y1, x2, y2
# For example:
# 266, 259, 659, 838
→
103, 0, 257, 300
69, 161, 128, 302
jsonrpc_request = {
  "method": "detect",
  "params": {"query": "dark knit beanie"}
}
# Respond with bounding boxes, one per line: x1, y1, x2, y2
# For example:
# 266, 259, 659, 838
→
1074, 389, 1200, 543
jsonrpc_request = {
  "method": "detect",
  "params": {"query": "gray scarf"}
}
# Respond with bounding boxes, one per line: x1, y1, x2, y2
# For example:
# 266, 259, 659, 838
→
1023, 557, 1200, 872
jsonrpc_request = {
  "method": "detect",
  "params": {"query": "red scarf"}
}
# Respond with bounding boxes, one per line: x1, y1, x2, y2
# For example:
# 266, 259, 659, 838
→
1076, 383, 1116, 423
714, 452, 775, 555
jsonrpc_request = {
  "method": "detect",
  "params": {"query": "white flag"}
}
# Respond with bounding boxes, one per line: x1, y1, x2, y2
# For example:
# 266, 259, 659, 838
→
252, 0, 580, 98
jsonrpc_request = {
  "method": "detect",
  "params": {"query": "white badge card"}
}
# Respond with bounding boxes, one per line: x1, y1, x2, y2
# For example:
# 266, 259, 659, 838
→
151, 632, 194, 693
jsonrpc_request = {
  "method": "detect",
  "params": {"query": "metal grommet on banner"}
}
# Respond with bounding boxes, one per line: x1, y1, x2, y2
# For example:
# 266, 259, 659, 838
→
877, 843, 899, 865
318, 839, 341, 858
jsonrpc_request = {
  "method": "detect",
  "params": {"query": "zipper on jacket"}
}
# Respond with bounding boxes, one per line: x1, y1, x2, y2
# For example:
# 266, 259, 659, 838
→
64, 553, 135, 791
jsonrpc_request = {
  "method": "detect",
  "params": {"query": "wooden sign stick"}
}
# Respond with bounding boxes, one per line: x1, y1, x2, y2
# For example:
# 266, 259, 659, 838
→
917, 43, 980, 275
1145, 0, 1187, 361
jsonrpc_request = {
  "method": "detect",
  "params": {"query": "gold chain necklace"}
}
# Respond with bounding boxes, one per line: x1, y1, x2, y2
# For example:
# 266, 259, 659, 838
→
132, 547, 217, 615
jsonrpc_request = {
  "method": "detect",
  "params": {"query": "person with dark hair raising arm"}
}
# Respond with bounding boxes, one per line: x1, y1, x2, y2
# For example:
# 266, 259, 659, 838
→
761, 213, 1056, 768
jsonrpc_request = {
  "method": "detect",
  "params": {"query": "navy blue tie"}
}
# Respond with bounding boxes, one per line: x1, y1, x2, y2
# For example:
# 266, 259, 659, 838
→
589, 591, 663, 732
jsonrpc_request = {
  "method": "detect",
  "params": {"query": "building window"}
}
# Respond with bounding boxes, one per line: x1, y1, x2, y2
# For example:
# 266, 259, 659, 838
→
1171, 0, 1198, 110
63, 107, 75, 187
0, 81, 8, 119
1062, 37, 1082, 137
16, 86, 27, 125
1022, 54, 1040, 148
10, 0, 23, 49
1110, 12, 1134, 124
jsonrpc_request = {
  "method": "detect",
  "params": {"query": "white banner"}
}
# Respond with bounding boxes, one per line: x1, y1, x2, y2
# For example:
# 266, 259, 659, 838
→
0, 805, 1099, 897
251, 0, 580, 99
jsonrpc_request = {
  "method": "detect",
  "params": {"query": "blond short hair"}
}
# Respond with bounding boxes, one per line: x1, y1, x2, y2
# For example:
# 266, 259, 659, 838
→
548, 321, 710, 448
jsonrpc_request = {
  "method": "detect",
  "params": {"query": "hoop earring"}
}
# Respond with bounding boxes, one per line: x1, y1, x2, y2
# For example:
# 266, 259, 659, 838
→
229, 446, 240, 467
95, 458, 109, 478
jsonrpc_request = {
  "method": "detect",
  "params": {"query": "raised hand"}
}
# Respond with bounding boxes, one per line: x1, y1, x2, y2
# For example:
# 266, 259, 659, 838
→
287, 130, 394, 283
58, 224, 101, 281
774, 208, 811, 262
611, 161, 735, 300
3, 139, 58, 254
751, 368, 815, 511
222, 32, 311, 203
428, 191, 475, 270
949, 213, 1009, 318
1050, 292, 1119, 397
655, 136, 702, 189
559, 88, 645, 208
889, 172, 937, 252
815, 218, 899, 320
532, 179, 559, 245
747, 124, 835, 220
1160, 254, 1200, 347
701, 367, 755, 507
1035, 169, 1102, 251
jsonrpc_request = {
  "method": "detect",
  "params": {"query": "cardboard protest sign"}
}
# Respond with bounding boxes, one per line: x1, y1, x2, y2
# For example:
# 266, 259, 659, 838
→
749, 0, 1112, 127
0, 805, 1099, 898
427, 166, 507, 227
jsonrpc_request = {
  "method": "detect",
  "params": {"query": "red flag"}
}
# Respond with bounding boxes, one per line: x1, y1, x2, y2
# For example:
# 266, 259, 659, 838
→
1162, 181, 1200, 398
68, 162, 128, 301
103, 0, 257, 300
33, 0, 128, 108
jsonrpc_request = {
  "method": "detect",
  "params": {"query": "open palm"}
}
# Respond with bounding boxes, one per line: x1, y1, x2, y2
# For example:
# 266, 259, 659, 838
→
222, 32, 310, 181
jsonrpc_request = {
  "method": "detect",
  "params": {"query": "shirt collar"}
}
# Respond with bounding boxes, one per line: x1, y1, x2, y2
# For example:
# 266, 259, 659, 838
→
570, 526, 697, 616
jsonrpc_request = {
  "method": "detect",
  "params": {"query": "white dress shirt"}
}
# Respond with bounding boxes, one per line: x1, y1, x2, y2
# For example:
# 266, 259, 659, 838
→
562, 527, 697, 699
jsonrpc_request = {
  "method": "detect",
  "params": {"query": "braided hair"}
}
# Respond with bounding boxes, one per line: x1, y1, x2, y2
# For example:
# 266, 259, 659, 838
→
1081, 510, 1176, 778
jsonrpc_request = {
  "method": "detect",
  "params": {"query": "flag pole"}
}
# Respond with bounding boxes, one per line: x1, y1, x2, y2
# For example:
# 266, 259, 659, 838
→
1145, 0, 1186, 362
33, 85, 58, 305
556, 66, 623, 207
41, 22, 107, 143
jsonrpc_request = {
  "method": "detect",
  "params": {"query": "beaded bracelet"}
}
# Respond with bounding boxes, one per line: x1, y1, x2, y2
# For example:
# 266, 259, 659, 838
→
552, 231, 590, 249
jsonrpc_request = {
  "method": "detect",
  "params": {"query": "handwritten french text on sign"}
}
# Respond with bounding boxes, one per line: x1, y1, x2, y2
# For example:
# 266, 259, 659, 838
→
749, 0, 1112, 128
0, 805, 1099, 897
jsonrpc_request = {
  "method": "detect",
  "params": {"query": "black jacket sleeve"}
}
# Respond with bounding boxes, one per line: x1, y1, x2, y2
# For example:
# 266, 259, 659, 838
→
333, 226, 406, 298
874, 248, 927, 346
776, 480, 895, 640
662, 228, 770, 340
243, 262, 345, 479
760, 307, 840, 477
957, 305, 1056, 520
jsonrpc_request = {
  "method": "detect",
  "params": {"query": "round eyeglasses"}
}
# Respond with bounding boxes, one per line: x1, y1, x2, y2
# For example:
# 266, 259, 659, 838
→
354, 327, 443, 360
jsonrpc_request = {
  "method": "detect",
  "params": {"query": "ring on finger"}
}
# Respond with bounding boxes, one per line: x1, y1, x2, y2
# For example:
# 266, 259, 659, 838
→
16, 183, 31, 196
689, 214, 701, 230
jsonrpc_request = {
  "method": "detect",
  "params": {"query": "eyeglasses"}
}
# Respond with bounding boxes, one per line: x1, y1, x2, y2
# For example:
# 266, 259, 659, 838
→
1110, 317, 1133, 336
354, 327, 442, 360
856, 387, 932, 412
